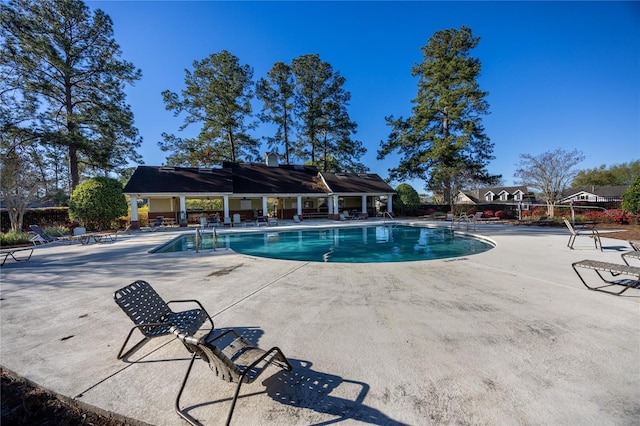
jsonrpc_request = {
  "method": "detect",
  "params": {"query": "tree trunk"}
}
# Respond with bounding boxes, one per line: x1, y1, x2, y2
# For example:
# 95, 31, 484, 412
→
227, 130, 236, 162
283, 108, 290, 164
69, 145, 79, 191
547, 202, 555, 218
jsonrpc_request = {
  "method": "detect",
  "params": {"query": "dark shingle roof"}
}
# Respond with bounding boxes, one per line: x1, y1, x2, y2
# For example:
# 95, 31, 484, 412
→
123, 164, 397, 196
321, 172, 395, 194
123, 166, 233, 194
225, 162, 327, 194
562, 186, 628, 198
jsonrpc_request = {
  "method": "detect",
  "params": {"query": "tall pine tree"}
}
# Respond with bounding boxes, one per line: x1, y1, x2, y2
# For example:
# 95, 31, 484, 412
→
291, 54, 366, 172
378, 26, 498, 209
256, 62, 296, 164
160, 50, 258, 165
1, 0, 143, 190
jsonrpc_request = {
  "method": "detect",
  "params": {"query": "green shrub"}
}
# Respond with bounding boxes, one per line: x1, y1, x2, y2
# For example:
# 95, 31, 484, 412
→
621, 175, 640, 215
44, 226, 71, 237
68, 177, 127, 231
394, 183, 421, 215
0, 231, 33, 247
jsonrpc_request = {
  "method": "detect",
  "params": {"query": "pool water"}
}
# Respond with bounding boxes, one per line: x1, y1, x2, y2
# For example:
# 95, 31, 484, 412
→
150, 225, 493, 263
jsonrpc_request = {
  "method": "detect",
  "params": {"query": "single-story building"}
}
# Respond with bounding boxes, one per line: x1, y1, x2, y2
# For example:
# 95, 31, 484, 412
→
122, 153, 396, 228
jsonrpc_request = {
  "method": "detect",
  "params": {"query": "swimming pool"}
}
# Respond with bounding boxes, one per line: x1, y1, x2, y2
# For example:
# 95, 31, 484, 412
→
150, 225, 494, 263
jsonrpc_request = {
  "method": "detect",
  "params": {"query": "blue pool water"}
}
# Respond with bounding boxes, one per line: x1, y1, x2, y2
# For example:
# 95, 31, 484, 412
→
150, 225, 493, 263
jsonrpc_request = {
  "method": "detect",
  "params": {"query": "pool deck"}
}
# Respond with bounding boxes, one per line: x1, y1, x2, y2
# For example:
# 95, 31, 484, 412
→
1, 219, 638, 425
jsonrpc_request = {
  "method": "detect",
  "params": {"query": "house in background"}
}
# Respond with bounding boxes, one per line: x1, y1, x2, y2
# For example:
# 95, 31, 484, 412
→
559, 186, 628, 204
455, 186, 536, 206
122, 153, 396, 229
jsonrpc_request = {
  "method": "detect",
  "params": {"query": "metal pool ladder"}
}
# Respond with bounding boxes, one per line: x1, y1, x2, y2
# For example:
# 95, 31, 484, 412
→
194, 227, 217, 252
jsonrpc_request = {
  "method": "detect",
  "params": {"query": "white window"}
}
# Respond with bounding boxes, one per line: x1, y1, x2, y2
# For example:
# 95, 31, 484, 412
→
485, 192, 495, 201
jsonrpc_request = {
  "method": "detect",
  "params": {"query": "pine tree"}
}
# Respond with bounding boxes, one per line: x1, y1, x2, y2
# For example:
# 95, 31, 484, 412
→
160, 50, 258, 165
291, 54, 366, 171
256, 62, 296, 164
1, 0, 143, 190
378, 26, 498, 209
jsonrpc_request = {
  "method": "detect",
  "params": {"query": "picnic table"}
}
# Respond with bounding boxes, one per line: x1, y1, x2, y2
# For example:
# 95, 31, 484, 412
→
163, 218, 177, 227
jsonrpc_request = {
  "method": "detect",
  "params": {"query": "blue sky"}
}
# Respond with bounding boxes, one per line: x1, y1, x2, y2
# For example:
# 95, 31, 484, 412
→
88, 1, 639, 191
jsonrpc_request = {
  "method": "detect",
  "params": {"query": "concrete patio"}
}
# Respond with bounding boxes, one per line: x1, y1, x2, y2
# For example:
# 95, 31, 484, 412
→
1, 220, 638, 425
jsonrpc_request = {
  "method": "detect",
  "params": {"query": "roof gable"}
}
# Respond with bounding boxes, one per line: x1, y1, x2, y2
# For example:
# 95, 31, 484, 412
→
320, 172, 395, 194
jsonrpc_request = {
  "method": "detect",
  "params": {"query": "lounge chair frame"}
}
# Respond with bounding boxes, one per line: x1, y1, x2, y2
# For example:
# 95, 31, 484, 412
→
173, 328, 292, 426
113, 280, 214, 360
1, 247, 34, 266
29, 225, 72, 245
621, 250, 640, 266
572, 260, 640, 295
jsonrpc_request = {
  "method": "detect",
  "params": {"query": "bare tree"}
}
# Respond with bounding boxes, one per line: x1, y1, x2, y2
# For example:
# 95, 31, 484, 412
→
0, 140, 41, 231
514, 148, 585, 217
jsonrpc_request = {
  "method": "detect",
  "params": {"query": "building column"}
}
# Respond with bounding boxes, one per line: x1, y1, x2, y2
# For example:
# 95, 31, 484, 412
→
223, 195, 229, 219
262, 196, 268, 217
387, 194, 393, 213
361, 195, 367, 213
333, 196, 339, 214
327, 197, 334, 215
179, 196, 187, 226
297, 195, 302, 216
129, 196, 140, 229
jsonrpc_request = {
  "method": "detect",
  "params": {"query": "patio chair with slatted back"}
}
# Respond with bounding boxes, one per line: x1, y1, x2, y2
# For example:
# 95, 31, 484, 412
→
563, 218, 602, 251
172, 327, 292, 426
113, 280, 214, 360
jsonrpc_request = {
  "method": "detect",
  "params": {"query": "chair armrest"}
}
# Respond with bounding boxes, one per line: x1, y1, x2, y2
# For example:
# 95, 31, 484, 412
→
244, 346, 292, 373
167, 299, 210, 313
206, 328, 240, 343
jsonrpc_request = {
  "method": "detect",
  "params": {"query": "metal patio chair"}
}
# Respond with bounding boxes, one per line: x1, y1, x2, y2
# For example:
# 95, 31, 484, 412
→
173, 327, 292, 426
563, 218, 601, 251
113, 280, 214, 360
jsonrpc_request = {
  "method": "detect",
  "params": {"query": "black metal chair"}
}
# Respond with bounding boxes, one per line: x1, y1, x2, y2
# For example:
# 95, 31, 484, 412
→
113, 280, 214, 360
173, 327, 292, 426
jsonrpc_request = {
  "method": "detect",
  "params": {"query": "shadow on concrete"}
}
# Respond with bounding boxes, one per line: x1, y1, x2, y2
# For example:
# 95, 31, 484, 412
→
263, 359, 409, 426
175, 327, 408, 425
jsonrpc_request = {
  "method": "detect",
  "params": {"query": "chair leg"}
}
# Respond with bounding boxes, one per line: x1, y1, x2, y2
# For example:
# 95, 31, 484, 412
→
226, 380, 245, 426
594, 234, 602, 251
117, 327, 151, 360
175, 352, 201, 426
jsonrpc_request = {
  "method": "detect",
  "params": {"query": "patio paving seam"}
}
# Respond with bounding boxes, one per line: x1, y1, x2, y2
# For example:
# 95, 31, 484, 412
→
211, 261, 311, 317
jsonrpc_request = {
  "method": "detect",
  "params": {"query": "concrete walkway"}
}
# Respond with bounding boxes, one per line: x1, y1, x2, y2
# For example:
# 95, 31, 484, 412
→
1, 220, 638, 425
